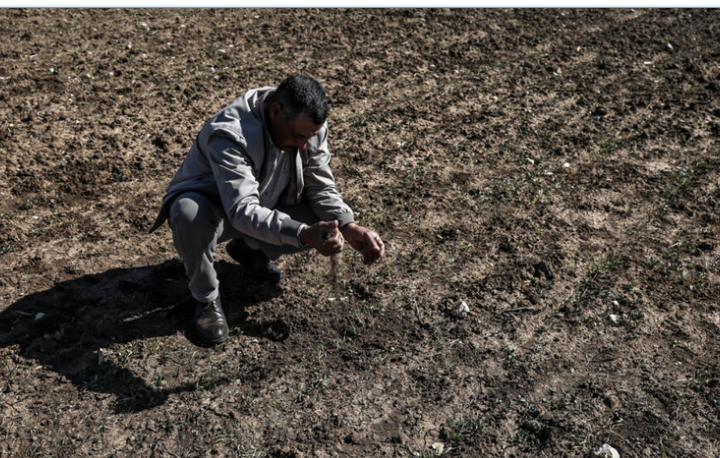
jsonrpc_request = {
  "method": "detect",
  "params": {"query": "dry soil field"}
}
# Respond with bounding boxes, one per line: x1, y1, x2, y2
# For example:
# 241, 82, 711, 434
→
1, 8, 720, 458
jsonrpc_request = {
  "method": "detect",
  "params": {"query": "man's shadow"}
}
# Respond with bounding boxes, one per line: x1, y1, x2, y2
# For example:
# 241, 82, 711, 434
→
0, 259, 282, 413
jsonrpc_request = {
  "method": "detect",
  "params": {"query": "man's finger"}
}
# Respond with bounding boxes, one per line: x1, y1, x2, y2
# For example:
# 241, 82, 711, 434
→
322, 220, 340, 241
364, 231, 380, 251
375, 234, 385, 257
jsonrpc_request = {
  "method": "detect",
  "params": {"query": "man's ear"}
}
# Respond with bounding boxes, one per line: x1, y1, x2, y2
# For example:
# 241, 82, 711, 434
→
269, 102, 284, 121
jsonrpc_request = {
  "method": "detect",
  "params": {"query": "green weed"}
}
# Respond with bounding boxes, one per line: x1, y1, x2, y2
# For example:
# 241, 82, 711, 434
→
559, 252, 629, 315
444, 415, 487, 445
238, 447, 267, 458
348, 110, 377, 128
663, 160, 715, 205
599, 137, 624, 155
19, 199, 34, 211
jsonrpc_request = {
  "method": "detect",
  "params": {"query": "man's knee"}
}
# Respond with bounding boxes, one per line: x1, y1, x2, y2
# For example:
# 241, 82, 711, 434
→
170, 193, 220, 233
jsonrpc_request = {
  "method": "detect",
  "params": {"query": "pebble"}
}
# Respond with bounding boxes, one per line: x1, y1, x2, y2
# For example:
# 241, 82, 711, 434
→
430, 442, 444, 455
595, 444, 620, 458
451, 301, 470, 318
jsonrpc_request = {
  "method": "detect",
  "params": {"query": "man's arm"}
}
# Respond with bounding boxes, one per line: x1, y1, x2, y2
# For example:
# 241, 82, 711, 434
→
301, 127, 355, 227
206, 135, 305, 247
302, 129, 384, 264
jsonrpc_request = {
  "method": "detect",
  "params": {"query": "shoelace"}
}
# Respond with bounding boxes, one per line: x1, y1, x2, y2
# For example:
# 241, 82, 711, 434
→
202, 301, 219, 314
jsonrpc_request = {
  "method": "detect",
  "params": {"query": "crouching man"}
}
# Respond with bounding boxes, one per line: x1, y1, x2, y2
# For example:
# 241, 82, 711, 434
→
149, 74, 385, 345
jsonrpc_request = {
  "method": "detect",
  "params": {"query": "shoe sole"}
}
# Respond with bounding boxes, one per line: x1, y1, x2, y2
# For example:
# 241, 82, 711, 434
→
202, 334, 228, 345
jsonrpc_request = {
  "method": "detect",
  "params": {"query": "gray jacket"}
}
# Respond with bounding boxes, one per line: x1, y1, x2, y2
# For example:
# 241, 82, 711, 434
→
149, 87, 354, 247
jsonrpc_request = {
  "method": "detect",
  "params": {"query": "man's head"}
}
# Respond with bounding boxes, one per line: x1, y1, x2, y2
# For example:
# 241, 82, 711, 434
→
265, 74, 328, 152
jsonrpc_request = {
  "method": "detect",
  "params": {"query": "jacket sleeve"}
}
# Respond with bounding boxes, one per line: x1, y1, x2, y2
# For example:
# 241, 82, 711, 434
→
207, 135, 305, 247
303, 128, 355, 227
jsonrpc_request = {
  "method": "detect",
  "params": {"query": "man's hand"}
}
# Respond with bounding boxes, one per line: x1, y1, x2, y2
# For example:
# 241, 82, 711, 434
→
300, 220, 345, 256
340, 222, 385, 266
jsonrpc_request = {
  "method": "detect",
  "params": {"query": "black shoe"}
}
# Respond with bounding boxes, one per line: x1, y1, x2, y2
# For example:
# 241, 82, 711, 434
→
226, 239, 283, 284
193, 298, 228, 345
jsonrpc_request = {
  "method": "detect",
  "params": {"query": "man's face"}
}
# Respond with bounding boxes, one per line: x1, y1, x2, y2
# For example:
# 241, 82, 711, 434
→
268, 103, 323, 153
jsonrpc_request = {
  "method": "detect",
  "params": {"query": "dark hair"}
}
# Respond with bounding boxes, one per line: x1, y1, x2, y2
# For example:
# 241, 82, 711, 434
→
268, 74, 329, 125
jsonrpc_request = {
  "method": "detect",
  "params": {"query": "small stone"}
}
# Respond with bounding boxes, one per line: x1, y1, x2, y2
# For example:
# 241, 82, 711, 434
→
451, 301, 470, 318
595, 443, 620, 458
34, 312, 46, 321
430, 442, 444, 455
592, 106, 608, 116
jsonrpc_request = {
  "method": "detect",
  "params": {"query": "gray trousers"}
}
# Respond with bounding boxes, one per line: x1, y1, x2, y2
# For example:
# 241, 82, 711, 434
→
169, 192, 317, 302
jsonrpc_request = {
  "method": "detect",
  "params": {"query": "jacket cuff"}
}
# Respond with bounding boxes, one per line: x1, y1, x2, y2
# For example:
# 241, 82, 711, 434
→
336, 212, 355, 229
297, 224, 309, 247
280, 218, 305, 247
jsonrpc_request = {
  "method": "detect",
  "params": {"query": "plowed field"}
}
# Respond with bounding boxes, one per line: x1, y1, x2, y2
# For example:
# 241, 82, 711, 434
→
1, 8, 719, 458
